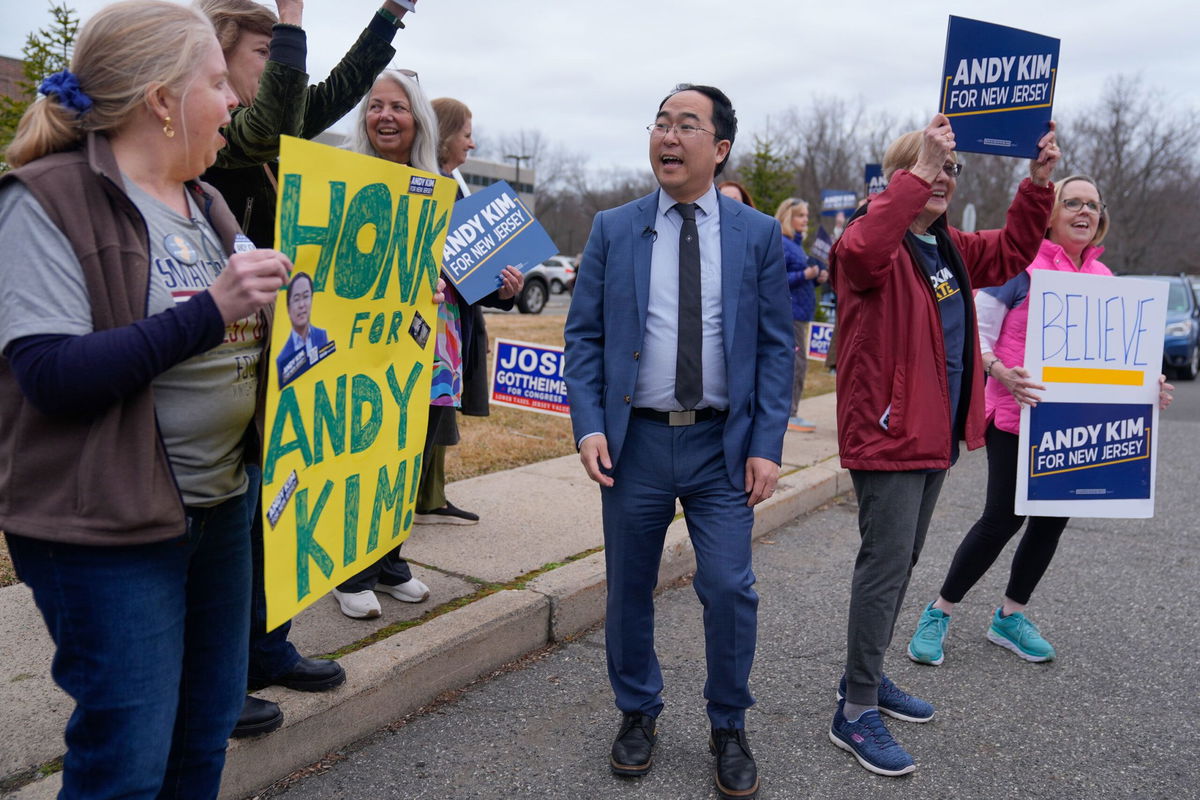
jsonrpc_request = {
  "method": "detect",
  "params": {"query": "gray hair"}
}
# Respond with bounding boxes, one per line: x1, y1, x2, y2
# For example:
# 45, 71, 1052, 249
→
346, 70, 439, 174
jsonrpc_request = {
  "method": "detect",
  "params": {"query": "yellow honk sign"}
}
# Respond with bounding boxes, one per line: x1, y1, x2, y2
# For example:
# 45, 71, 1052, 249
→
261, 137, 456, 630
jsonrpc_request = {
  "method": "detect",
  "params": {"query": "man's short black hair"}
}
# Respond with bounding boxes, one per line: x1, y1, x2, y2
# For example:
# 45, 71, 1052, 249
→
658, 83, 737, 177
287, 271, 313, 301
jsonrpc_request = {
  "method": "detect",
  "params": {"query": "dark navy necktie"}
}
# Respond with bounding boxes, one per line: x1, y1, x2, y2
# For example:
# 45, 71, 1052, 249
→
674, 202, 702, 410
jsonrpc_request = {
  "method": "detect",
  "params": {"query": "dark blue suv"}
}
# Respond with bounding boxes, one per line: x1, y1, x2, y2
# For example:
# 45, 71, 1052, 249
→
1138, 275, 1200, 381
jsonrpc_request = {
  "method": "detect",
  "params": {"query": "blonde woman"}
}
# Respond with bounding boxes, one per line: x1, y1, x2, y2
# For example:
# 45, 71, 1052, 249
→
0, 1, 290, 795
773, 197, 827, 430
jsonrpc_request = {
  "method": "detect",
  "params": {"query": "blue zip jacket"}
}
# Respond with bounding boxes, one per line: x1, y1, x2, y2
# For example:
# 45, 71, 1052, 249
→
784, 233, 820, 321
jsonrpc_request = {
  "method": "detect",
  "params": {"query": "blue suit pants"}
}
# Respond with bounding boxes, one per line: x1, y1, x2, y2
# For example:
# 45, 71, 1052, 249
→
600, 414, 758, 729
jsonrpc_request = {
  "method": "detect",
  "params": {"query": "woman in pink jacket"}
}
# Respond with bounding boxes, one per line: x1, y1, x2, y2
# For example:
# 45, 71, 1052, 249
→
906, 175, 1174, 667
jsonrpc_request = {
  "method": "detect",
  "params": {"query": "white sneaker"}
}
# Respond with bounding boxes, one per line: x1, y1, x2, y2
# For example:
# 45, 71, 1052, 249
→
376, 578, 430, 603
331, 588, 381, 619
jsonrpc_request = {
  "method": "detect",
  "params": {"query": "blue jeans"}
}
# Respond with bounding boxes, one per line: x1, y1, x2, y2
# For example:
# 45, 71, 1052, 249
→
7, 490, 253, 799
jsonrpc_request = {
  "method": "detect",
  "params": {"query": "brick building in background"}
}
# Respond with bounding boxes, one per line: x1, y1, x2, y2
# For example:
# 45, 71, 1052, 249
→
0, 55, 29, 103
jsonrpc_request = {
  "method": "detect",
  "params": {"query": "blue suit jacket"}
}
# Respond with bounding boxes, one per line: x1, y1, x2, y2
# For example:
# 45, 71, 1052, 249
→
564, 190, 794, 488
275, 326, 333, 388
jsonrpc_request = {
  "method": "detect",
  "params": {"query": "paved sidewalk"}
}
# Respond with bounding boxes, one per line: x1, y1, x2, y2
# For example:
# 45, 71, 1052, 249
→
2, 393, 847, 800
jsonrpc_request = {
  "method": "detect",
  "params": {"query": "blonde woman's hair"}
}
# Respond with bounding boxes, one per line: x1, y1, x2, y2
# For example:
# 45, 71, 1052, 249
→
431, 97, 471, 169
1050, 174, 1109, 246
881, 129, 957, 182
197, 0, 276, 58
774, 197, 808, 239
6, 0, 216, 168
347, 70, 440, 175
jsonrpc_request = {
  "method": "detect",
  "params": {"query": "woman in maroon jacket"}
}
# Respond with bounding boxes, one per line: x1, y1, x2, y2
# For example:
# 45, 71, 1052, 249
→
825, 113, 1059, 777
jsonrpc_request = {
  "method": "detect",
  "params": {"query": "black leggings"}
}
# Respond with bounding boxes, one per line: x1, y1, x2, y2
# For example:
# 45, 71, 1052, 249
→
939, 424, 1069, 605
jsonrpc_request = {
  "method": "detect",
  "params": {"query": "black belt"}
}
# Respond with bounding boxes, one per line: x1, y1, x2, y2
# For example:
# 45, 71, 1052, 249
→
631, 407, 727, 426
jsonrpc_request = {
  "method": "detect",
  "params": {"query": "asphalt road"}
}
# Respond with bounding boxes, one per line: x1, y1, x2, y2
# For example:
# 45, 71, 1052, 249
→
260, 380, 1200, 800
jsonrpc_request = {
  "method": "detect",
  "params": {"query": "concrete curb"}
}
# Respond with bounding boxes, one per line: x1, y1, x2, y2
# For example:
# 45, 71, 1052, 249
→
9, 456, 849, 800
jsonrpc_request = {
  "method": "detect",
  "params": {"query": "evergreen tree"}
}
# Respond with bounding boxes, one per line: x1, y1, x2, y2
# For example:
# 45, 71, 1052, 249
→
0, 3, 80, 170
740, 136, 795, 218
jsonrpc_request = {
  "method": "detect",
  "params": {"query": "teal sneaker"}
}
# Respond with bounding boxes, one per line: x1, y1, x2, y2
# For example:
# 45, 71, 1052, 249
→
986, 608, 1056, 662
907, 602, 950, 666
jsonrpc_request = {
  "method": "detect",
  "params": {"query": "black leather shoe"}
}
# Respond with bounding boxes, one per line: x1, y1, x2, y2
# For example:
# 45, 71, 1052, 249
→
610, 711, 657, 776
710, 728, 759, 799
249, 657, 346, 692
232, 696, 283, 738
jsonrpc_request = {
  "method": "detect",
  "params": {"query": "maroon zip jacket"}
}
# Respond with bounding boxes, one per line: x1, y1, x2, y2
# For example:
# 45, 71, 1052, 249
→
829, 169, 1053, 471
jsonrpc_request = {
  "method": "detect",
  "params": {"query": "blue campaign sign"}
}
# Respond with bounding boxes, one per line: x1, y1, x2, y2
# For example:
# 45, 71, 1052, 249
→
864, 164, 886, 197
820, 189, 857, 217
441, 181, 557, 304
490, 338, 570, 418
807, 321, 834, 361
809, 226, 833, 267
1027, 402, 1153, 501
938, 16, 1060, 159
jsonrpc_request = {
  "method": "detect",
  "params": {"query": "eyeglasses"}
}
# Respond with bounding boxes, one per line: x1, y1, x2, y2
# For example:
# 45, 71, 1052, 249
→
942, 162, 963, 177
1061, 197, 1105, 214
647, 122, 716, 139
397, 68, 419, 84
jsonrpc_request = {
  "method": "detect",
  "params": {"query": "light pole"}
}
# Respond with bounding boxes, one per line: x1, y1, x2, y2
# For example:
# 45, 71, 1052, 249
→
503, 153, 531, 193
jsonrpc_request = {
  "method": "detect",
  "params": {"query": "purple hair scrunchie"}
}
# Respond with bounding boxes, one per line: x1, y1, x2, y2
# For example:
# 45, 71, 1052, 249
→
39, 70, 93, 116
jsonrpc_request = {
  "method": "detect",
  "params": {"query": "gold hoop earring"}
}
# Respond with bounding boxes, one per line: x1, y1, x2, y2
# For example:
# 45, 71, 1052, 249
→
163, 116, 175, 138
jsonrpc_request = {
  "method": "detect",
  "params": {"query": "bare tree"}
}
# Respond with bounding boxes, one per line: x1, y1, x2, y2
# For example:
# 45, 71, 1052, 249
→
469, 76, 1200, 275
1059, 75, 1200, 274
474, 128, 585, 198
952, 153, 1025, 231
473, 128, 599, 254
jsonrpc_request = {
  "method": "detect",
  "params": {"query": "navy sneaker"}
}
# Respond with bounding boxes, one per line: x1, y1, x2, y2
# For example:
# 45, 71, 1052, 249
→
837, 674, 934, 723
829, 701, 916, 776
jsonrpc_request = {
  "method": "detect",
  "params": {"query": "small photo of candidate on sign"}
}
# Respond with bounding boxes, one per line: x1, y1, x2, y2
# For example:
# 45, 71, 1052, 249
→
938, 16, 1060, 159
276, 271, 337, 389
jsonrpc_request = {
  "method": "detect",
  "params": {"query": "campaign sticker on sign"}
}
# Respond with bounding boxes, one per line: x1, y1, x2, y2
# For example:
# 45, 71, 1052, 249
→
937, 16, 1060, 158
490, 338, 570, 418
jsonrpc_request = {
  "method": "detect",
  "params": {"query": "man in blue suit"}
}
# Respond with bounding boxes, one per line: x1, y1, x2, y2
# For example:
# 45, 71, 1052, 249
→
276, 271, 336, 388
564, 84, 792, 800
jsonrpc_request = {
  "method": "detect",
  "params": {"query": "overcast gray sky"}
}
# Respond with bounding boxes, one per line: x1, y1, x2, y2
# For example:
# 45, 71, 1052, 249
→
3, 0, 1197, 173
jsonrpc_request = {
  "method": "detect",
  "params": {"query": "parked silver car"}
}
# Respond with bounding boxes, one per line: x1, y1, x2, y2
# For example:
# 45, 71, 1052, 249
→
518, 255, 576, 314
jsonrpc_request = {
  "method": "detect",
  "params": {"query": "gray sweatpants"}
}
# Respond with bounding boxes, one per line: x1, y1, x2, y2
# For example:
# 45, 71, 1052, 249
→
844, 469, 946, 706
